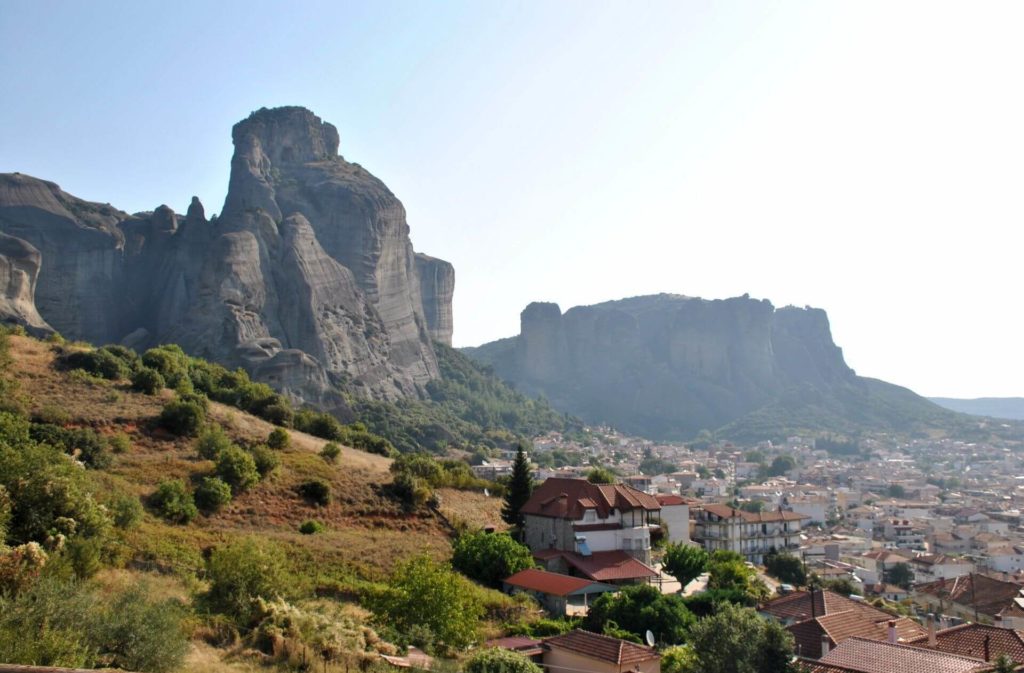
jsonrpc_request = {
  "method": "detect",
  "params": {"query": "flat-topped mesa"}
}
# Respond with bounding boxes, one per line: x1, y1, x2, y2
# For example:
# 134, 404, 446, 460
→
234, 106, 340, 165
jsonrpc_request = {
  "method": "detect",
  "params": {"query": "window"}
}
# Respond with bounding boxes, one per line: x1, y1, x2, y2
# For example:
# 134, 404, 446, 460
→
583, 509, 597, 522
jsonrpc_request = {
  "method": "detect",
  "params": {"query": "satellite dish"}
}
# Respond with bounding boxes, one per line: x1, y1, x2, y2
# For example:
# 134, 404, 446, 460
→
484, 488, 490, 497
645, 630, 655, 647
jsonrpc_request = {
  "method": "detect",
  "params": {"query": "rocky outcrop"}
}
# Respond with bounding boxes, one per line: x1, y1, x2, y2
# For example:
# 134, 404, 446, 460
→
0, 107, 454, 410
463, 293, 948, 440
415, 253, 454, 346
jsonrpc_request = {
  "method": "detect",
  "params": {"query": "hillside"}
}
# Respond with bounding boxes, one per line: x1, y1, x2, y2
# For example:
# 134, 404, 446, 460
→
464, 294, 971, 442
930, 397, 1024, 421
0, 331, 509, 671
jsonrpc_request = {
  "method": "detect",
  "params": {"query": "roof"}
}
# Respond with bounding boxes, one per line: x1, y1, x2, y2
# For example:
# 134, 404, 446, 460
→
522, 478, 661, 520
813, 637, 987, 673
761, 589, 890, 623
702, 503, 808, 523
484, 636, 544, 657
503, 568, 613, 597
537, 550, 659, 582
912, 554, 969, 567
543, 630, 659, 665
655, 494, 693, 506
915, 574, 1024, 619
788, 613, 926, 659
906, 623, 1024, 663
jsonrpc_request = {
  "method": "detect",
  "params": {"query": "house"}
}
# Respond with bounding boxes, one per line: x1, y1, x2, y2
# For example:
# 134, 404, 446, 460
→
522, 478, 661, 566
693, 503, 808, 564
484, 636, 545, 665
913, 574, 1024, 628
881, 519, 926, 551
542, 630, 660, 673
653, 494, 692, 546
806, 636, 989, 673
910, 554, 975, 583
503, 568, 616, 616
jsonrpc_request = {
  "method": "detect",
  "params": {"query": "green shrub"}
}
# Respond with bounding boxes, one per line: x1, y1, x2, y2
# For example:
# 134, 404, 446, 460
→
91, 583, 189, 673
259, 403, 293, 427
159, 398, 206, 436
452, 531, 535, 587
299, 520, 324, 535
59, 349, 129, 380
195, 477, 233, 514
464, 647, 542, 673
215, 446, 260, 493
320, 441, 341, 463
297, 479, 331, 506
151, 480, 197, 524
131, 367, 164, 394
247, 444, 279, 478
142, 345, 190, 388
110, 494, 143, 529
109, 432, 131, 454
204, 537, 292, 624
195, 425, 233, 460
267, 427, 290, 450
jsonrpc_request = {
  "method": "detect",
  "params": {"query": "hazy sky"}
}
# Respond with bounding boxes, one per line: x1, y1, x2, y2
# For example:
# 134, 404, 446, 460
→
2, 1, 1022, 398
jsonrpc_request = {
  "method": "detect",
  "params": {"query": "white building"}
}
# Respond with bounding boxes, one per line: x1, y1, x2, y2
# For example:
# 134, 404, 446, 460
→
654, 494, 693, 546
693, 504, 809, 564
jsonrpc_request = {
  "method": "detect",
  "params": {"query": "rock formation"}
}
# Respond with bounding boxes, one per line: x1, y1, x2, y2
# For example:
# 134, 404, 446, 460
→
463, 294, 950, 440
0, 107, 454, 410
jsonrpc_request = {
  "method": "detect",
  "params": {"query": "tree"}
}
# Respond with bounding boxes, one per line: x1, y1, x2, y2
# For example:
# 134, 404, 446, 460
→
884, 562, 914, 590
586, 467, 616, 484
661, 645, 699, 673
992, 655, 1018, 673
686, 602, 797, 673
369, 555, 483, 651
130, 367, 164, 395
767, 455, 796, 477
502, 444, 533, 528
464, 647, 542, 673
267, 428, 290, 450
150, 480, 197, 524
205, 537, 292, 624
452, 531, 535, 587
707, 550, 769, 601
887, 484, 907, 498
663, 543, 708, 587
764, 550, 806, 586
194, 477, 232, 514
215, 445, 260, 493
584, 583, 695, 645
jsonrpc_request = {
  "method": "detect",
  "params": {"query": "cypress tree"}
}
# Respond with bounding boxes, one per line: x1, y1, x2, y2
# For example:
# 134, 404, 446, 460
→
502, 444, 534, 528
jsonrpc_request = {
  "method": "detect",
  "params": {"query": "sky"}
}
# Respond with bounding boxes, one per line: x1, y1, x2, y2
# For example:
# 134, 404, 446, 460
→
2, 1, 1023, 399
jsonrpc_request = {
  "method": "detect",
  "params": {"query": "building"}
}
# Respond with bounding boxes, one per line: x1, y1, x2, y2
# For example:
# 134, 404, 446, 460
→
653, 494, 692, 546
910, 554, 975, 583
502, 568, 616, 616
542, 630, 660, 673
693, 503, 809, 563
913, 574, 1024, 628
522, 478, 661, 565
806, 637, 989, 673
906, 621, 1024, 663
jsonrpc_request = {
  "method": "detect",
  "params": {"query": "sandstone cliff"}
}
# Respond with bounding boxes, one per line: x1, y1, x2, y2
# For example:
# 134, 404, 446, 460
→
0, 107, 453, 410
463, 294, 952, 440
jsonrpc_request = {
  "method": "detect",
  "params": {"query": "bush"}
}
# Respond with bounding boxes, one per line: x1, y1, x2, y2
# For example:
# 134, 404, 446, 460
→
259, 403, 293, 427
59, 349, 130, 380
109, 432, 131, 454
452, 531, 535, 587
142, 345, 190, 388
390, 471, 432, 511
110, 494, 143, 529
267, 428, 291, 450
299, 520, 325, 535
320, 441, 341, 463
215, 446, 260, 493
92, 583, 189, 673
298, 479, 331, 506
195, 477, 233, 514
195, 425, 233, 460
131, 367, 164, 394
205, 537, 292, 624
247, 444, 280, 477
159, 398, 206, 436
151, 480, 197, 524
465, 647, 542, 673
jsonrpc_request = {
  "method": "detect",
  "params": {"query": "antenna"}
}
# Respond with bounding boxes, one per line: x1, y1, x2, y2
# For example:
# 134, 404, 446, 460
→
645, 630, 655, 647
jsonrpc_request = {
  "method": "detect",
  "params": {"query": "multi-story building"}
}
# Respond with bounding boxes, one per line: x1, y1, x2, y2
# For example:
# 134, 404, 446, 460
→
693, 504, 809, 563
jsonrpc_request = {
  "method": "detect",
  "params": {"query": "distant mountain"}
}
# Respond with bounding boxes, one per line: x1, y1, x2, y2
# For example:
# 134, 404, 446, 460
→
463, 294, 962, 442
929, 397, 1024, 421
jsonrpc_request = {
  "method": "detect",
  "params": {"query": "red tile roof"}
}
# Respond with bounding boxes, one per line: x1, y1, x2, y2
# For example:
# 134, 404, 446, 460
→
655, 494, 693, 506
702, 503, 808, 523
814, 637, 988, 673
906, 623, 1024, 663
537, 549, 659, 582
503, 569, 603, 597
543, 630, 659, 665
915, 574, 1024, 619
484, 636, 544, 657
522, 478, 660, 520
788, 613, 926, 659
761, 590, 890, 623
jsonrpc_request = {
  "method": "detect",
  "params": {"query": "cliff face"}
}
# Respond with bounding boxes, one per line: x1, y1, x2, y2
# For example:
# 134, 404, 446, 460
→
463, 293, 946, 440
0, 107, 453, 410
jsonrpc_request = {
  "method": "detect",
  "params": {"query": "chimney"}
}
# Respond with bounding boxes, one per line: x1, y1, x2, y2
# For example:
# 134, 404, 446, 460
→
810, 587, 817, 619
984, 634, 991, 661
888, 620, 897, 644
927, 614, 937, 646
821, 635, 830, 656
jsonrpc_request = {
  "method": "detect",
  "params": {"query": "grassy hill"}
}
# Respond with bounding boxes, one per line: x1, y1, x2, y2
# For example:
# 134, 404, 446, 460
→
0, 331, 514, 672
